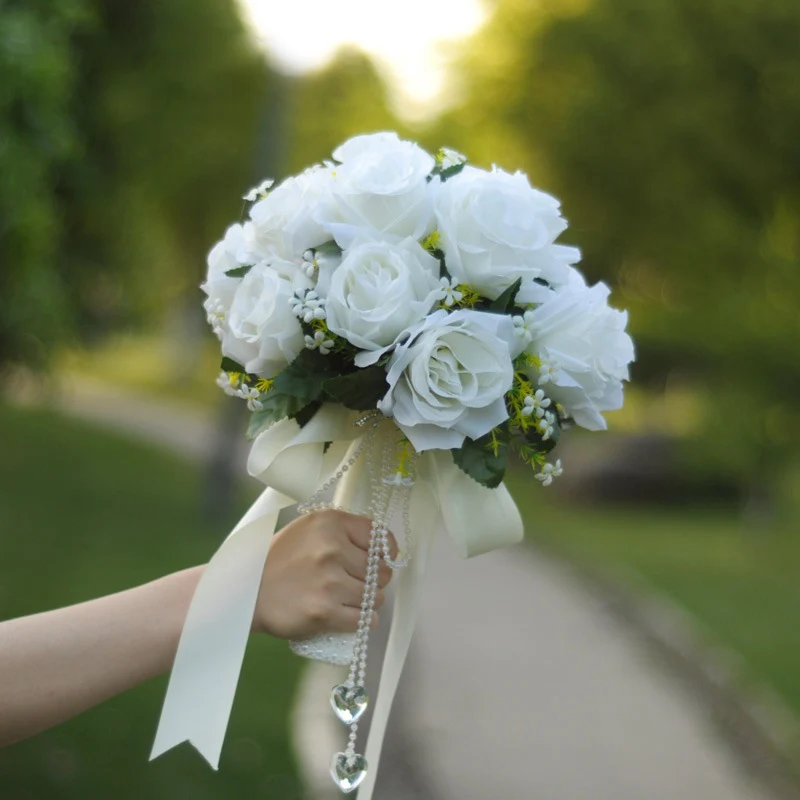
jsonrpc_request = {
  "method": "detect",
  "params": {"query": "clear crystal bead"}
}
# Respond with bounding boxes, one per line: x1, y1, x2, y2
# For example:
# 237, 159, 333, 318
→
330, 752, 368, 794
330, 684, 368, 725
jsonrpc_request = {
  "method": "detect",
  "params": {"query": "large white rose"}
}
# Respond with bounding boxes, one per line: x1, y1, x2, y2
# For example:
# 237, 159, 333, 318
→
378, 309, 518, 451
318, 132, 436, 248
434, 166, 580, 302
222, 263, 305, 378
249, 164, 333, 260
317, 237, 441, 352
527, 271, 635, 431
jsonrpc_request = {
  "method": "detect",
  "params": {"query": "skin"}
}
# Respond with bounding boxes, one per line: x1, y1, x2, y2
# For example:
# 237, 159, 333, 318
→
0, 510, 393, 748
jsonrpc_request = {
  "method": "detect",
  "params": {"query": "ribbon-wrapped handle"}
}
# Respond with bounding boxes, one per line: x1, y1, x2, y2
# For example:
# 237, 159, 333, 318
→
151, 406, 524, 800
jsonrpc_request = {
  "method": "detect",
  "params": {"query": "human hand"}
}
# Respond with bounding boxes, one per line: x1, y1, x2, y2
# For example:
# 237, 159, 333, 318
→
253, 510, 395, 640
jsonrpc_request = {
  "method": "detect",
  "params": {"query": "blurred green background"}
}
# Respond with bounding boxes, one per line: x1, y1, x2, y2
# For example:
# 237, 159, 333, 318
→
1, 0, 799, 795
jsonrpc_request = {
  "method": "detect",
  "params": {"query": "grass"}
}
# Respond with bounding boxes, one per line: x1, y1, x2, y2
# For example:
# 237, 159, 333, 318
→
0, 403, 304, 800
506, 468, 800, 730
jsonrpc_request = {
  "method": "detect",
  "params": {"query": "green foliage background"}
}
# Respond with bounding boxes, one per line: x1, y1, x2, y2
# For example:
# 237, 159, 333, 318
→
1, 0, 268, 368
441, 0, 800, 494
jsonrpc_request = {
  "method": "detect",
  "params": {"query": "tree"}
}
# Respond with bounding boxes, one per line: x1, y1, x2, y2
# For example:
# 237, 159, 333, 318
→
452, 0, 800, 499
59, 0, 271, 334
0, 0, 90, 370
0, 0, 271, 368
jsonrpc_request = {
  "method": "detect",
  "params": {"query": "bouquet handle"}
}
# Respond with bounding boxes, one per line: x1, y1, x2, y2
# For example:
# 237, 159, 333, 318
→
288, 437, 372, 665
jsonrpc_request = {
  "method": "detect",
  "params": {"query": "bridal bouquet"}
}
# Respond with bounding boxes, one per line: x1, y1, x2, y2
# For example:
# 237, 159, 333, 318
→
153, 132, 634, 795
207, 132, 631, 485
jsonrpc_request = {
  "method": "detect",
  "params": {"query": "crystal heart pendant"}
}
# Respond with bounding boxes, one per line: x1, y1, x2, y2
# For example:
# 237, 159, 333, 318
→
330, 752, 368, 794
330, 683, 369, 725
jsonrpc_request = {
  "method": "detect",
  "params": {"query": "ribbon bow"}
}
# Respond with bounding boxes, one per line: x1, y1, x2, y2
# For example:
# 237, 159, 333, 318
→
151, 404, 523, 798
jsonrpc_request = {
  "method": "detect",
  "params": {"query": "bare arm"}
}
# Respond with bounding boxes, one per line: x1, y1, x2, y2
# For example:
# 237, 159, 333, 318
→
0, 567, 203, 746
0, 510, 392, 747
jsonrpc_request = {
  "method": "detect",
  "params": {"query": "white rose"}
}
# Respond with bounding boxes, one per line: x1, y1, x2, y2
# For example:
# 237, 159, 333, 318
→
222, 263, 305, 378
249, 165, 333, 260
317, 237, 441, 352
202, 223, 251, 338
434, 166, 580, 302
527, 271, 635, 430
265, 256, 315, 293
378, 309, 518, 451
319, 132, 436, 248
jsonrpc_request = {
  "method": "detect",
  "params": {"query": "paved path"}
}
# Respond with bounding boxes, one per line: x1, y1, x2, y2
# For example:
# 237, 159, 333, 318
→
33, 378, 774, 800
50, 377, 218, 461
395, 535, 770, 800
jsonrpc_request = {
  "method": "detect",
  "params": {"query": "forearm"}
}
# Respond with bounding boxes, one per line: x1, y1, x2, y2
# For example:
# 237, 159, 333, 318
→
0, 565, 203, 746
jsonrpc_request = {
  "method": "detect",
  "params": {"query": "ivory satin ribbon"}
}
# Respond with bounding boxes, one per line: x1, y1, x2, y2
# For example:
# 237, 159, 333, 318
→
151, 404, 523, 798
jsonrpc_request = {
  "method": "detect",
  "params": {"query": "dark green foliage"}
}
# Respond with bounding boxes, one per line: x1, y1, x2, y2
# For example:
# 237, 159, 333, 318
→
523, 418, 559, 454
323, 366, 389, 410
435, 162, 467, 182
292, 399, 323, 428
488, 278, 522, 314
224, 265, 252, 279
271, 348, 337, 402
246, 393, 311, 440
220, 356, 245, 374
247, 356, 387, 436
452, 428, 509, 488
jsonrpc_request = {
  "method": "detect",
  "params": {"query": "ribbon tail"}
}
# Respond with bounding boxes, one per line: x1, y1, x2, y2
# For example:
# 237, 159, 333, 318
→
150, 487, 292, 768
357, 482, 440, 799
430, 450, 524, 558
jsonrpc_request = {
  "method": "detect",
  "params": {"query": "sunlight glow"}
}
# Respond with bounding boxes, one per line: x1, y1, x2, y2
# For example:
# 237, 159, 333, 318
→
238, 0, 487, 120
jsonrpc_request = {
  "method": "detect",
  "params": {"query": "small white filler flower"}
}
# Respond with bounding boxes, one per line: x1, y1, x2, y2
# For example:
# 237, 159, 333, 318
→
538, 410, 556, 441
238, 385, 264, 412
522, 389, 551, 419
437, 147, 467, 170
535, 459, 563, 487
215, 371, 241, 397
304, 330, 335, 355
512, 310, 536, 344
437, 276, 463, 307
537, 358, 560, 385
242, 178, 274, 202
302, 249, 320, 278
290, 289, 327, 323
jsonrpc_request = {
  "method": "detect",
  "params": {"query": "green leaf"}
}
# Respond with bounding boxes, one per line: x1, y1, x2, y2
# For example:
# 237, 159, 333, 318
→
430, 248, 447, 273
489, 278, 522, 314
314, 241, 343, 257
220, 356, 246, 373
292, 400, 322, 428
439, 162, 466, 182
272, 349, 336, 402
452, 429, 509, 488
246, 393, 308, 440
247, 408, 279, 440
224, 265, 252, 278
523, 418, 560, 453
323, 366, 388, 410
